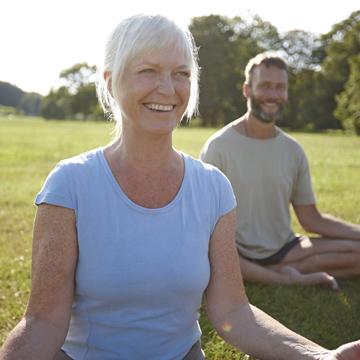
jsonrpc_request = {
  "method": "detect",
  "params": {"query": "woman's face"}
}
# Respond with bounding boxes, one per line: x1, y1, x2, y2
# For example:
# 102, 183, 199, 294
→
117, 44, 191, 138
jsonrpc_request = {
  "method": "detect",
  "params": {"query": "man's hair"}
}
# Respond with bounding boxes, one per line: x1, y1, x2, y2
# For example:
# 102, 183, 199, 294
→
245, 53, 288, 86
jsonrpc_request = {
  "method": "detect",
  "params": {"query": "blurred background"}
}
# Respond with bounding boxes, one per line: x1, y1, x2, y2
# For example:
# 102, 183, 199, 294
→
1, 0, 359, 133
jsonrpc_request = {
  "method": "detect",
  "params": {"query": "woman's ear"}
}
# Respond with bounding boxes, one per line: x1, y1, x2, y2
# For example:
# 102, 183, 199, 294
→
104, 72, 113, 97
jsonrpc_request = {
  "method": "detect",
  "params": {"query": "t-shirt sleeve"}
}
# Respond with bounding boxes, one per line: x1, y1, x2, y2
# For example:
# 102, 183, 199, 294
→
291, 149, 316, 206
218, 170, 237, 218
34, 162, 75, 210
208, 165, 237, 235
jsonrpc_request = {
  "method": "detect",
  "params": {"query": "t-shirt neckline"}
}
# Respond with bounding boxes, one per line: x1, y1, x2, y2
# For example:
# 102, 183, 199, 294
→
96, 148, 189, 214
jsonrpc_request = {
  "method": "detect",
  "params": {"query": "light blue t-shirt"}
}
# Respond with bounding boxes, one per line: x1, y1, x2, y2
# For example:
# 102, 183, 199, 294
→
35, 148, 236, 360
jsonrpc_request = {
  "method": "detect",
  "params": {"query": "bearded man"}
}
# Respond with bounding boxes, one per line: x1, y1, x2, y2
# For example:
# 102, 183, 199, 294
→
200, 53, 360, 290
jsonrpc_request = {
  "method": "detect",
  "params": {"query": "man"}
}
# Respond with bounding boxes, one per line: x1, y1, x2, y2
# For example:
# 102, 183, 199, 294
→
200, 53, 360, 290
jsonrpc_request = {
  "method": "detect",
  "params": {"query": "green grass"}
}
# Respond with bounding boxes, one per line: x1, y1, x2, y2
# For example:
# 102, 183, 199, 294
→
1, 116, 360, 358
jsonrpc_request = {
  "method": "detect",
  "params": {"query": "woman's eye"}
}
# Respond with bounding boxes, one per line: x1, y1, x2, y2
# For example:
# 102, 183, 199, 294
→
139, 68, 157, 76
177, 71, 190, 78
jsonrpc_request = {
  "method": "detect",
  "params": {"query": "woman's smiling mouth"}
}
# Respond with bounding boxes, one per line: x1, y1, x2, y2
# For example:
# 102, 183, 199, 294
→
145, 103, 174, 112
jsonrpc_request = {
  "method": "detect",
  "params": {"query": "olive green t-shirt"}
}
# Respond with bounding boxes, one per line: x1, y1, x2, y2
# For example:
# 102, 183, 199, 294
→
200, 123, 316, 259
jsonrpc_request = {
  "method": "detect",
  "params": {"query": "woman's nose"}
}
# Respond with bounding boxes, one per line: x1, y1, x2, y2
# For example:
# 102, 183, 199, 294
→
157, 74, 175, 96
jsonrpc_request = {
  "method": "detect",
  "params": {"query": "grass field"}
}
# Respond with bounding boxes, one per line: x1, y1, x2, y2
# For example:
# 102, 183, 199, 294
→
1, 116, 360, 358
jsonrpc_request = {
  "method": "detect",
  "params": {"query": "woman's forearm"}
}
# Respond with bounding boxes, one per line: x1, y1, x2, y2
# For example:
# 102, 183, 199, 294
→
214, 303, 330, 360
0, 315, 66, 360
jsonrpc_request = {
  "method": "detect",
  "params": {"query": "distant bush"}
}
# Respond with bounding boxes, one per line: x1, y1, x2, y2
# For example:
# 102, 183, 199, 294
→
0, 105, 24, 116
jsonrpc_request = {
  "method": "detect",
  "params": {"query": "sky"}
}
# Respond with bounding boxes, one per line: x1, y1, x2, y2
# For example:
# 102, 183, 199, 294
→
1, 0, 359, 96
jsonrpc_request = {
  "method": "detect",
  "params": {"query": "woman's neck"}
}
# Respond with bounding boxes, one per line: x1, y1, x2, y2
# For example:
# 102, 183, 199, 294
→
103, 136, 184, 208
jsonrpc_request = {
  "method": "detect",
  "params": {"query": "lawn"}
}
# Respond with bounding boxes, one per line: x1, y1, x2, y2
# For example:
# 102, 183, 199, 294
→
1, 116, 359, 358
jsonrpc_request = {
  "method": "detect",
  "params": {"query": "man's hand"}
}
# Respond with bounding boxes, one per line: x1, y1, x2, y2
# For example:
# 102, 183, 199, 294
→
279, 266, 339, 291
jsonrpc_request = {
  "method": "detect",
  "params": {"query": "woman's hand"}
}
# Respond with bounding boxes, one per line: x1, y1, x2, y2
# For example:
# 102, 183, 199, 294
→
319, 341, 360, 360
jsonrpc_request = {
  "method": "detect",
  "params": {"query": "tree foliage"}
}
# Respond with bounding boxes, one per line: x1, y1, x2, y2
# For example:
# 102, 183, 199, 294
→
0, 82, 42, 116
334, 53, 360, 134
41, 87, 71, 120
41, 63, 103, 120
190, 15, 243, 126
19, 93, 43, 116
0, 82, 25, 108
60, 62, 97, 94
313, 11, 360, 131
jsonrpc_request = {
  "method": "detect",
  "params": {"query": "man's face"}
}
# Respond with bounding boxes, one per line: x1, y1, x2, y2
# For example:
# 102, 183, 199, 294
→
246, 64, 288, 123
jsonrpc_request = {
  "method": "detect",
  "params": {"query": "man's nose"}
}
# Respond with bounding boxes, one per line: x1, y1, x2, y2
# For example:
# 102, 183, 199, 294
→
266, 86, 280, 98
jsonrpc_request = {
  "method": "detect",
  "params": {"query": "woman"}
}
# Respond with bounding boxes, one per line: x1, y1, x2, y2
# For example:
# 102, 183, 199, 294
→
0, 14, 359, 360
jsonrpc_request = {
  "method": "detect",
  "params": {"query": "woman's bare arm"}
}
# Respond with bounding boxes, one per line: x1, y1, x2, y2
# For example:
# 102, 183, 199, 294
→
0, 204, 78, 360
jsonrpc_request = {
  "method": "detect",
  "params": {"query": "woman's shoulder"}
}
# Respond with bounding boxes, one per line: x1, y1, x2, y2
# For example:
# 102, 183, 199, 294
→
35, 148, 106, 208
60, 147, 104, 167
47, 147, 105, 185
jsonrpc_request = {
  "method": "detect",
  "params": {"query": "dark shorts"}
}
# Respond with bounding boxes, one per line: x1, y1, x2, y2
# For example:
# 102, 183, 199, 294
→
183, 339, 205, 360
54, 350, 72, 360
244, 235, 305, 266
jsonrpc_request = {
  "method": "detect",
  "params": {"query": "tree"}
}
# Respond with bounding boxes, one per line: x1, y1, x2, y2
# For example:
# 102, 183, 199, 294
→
189, 14, 276, 127
69, 83, 102, 120
278, 68, 315, 130
41, 63, 103, 121
230, 11, 280, 53
316, 11, 360, 130
19, 92, 43, 116
273, 30, 324, 129
41, 87, 71, 120
60, 62, 97, 94
189, 15, 238, 126
0, 82, 24, 108
321, 11, 360, 89
334, 53, 360, 134
0, 82, 43, 116
278, 30, 322, 72
59, 62, 103, 120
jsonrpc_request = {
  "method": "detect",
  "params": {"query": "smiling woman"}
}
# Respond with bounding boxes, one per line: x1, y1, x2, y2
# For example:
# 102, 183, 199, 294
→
1, 13, 360, 360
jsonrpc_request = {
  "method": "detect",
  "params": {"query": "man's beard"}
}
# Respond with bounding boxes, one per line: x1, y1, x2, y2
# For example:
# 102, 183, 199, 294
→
248, 94, 285, 123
